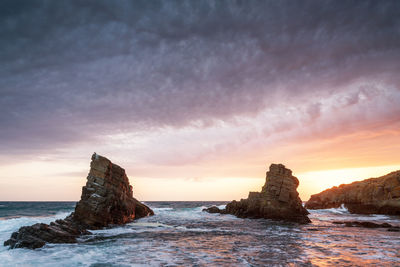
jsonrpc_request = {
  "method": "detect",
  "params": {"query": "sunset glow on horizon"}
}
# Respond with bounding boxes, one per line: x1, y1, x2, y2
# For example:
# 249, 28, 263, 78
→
1, 1, 400, 201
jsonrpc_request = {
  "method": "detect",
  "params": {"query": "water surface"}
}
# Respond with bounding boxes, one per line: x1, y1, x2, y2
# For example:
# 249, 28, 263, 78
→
0, 201, 399, 266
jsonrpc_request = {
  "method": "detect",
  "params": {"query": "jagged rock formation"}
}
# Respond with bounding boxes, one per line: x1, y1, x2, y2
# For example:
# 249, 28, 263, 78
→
305, 170, 400, 215
74, 153, 153, 227
4, 153, 153, 249
204, 164, 310, 224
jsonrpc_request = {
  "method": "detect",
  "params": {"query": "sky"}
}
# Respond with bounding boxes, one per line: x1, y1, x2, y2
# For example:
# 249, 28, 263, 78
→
1, 0, 400, 201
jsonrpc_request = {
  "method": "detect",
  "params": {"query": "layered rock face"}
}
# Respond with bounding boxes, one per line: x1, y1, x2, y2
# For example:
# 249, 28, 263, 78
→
4, 215, 91, 249
74, 153, 153, 227
205, 164, 310, 224
305, 170, 400, 215
4, 153, 153, 249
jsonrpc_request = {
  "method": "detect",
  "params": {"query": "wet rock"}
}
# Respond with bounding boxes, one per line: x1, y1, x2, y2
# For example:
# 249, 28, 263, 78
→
332, 221, 400, 230
206, 164, 310, 224
202, 206, 226, 214
4, 153, 153, 249
3, 215, 90, 249
305, 170, 400, 215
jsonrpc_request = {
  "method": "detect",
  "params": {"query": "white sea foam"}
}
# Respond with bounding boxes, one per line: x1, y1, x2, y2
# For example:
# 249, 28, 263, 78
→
91, 223, 234, 238
89, 226, 136, 236
152, 207, 174, 211
308, 205, 397, 225
130, 222, 172, 228
0, 211, 73, 263
217, 204, 227, 210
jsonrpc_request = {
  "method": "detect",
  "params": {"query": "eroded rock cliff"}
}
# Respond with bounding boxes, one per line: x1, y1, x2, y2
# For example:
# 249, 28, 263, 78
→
305, 170, 400, 215
205, 164, 310, 224
4, 153, 153, 249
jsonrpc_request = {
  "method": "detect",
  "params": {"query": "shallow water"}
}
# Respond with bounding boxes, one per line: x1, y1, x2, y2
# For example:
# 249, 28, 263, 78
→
0, 201, 399, 266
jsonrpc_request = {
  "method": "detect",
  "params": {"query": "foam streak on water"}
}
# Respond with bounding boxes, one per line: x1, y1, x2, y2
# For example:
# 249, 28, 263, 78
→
0, 201, 399, 266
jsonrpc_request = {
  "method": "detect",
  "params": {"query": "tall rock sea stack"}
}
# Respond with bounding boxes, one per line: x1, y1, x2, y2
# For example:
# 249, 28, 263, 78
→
74, 153, 153, 227
205, 164, 310, 224
305, 170, 400, 215
4, 153, 153, 249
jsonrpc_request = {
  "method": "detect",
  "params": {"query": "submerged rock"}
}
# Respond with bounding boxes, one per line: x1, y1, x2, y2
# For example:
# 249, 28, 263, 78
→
305, 170, 400, 215
4, 153, 153, 249
332, 221, 400, 230
204, 164, 310, 224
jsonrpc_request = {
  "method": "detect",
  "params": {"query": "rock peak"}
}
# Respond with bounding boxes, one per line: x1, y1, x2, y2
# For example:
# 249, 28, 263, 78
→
267, 164, 293, 177
205, 163, 310, 224
261, 163, 299, 200
91, 152, 99, 160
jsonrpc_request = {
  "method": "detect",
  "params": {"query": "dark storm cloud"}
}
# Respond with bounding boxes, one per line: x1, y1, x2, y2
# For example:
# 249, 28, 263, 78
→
1, 0, 400, 153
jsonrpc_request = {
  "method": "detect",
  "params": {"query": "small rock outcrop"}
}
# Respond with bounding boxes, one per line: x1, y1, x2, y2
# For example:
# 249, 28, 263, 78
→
205, 164, 310, 224
202, 206, 226, 214
4, 153, 153, 249
332, 221, 399, 230
305, 170, 400, 215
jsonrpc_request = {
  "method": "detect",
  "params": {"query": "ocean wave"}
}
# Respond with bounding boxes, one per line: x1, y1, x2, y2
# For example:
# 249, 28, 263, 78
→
90, 223, 234, 238
347, 214, 393, 222
89, 222, 176, 236
308, 205, 349, 217
0, 211, 72, 244
89, 226, 137, 236
308, 206, 397, 225
217, 204, 227, 210
153, 207, 174, 211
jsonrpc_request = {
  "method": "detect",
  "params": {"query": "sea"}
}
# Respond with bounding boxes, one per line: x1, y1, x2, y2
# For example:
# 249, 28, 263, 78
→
0, 201, 399, 267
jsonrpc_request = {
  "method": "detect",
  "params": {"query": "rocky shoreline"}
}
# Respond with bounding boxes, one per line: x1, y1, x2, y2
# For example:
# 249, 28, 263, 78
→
305, 170, 400, 215
4, 153, 153, 249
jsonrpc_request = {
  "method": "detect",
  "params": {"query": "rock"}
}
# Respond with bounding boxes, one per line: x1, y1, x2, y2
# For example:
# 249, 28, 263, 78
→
74, 153, 153, 228
202, 206, 226, 214
305, 170, 400, 215
332, 221, 400, 230
3, 215, 91, 249
4, 153, 153, 249
205, 164, 310, 224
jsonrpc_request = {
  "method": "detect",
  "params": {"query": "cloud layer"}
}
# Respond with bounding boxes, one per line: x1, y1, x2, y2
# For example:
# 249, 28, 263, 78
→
1, 0, 400, 160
